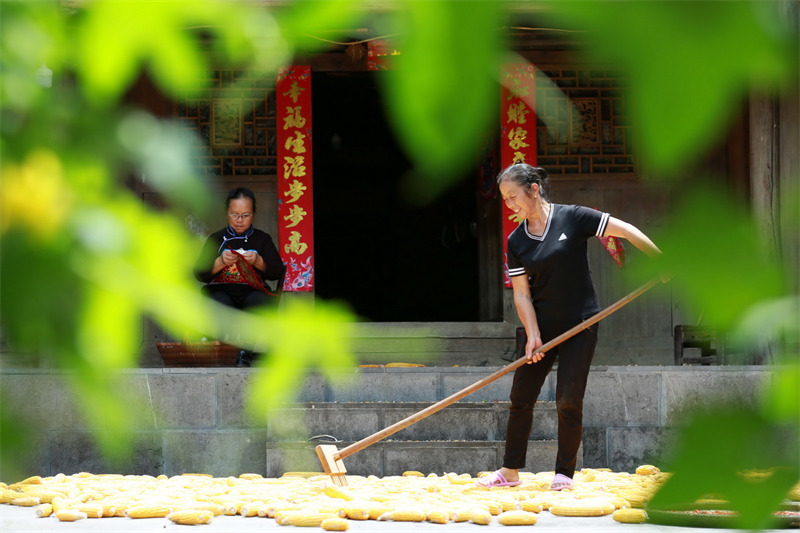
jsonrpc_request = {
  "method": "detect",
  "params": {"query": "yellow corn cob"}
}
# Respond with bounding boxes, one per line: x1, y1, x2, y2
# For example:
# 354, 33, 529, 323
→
450, 508, 472, 522
426, 509, 450, 524
478, 500, 503, 515
125, 503, 172, 518
10, 496, 41, 507
0, 482, 6, 490
34, 503, 53, 518
324, 485, 354, 501
635, 465, 661, 476
616, 490, 649, 508
11, 475, 42, 488
467, 508, 493, 525
385, 362, 425, 367
75, 502, 104, 518
519, 500, 543, 513
613, 508, 648, 523
274, 509, 302, 525
499, 498, 519, 512
377, 508, 426, 522
20, 490, 62, 504
171, 501, 225, 515
239, 504, 261, 517
788, 483, 800, 502
402, 471, 424, 477
0, 490, 22, 504
238, 473, 263, 480
286, 511, 339, 527
321, 517, 349, 531
167, 510, 214, 525
269, 504, 303, 519
55, 509, 88, 522
550, 498, 615, 517
498, 510, 539, 525
338, 506, 368, 521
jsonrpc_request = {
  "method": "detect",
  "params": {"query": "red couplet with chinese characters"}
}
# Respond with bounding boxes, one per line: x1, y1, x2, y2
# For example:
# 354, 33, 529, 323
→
500, 63, 537, 287
277, 66, 315, 291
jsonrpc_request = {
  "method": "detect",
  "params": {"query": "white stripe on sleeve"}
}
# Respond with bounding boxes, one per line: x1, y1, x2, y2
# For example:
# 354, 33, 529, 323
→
596, 212, 610, 237
508, 267, 527, 277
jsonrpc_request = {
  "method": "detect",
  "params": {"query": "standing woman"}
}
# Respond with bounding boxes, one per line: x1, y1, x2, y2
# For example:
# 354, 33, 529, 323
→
477, 164, 662, 490
194, 187, 284, 365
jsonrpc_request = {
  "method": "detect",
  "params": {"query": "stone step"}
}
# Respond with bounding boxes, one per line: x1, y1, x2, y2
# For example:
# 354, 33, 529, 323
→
266, 401, 557, 442
266, 439, 582, 478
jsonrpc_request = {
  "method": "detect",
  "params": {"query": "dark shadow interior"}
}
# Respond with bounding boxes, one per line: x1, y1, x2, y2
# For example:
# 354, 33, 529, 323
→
313, 72, 480, 321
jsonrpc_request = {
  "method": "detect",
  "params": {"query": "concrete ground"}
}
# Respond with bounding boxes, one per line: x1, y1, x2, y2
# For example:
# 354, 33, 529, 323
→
2, 504, 792, 533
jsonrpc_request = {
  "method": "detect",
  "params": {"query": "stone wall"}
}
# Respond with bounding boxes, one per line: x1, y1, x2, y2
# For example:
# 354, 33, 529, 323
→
0, 366, 772, 480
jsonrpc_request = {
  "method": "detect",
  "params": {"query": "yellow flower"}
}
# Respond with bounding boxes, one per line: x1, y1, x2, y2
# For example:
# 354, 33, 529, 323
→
0, 150, 72, 239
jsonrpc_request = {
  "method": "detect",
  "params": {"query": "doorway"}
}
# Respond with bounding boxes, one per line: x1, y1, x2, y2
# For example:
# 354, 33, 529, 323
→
312, 72, 480, 321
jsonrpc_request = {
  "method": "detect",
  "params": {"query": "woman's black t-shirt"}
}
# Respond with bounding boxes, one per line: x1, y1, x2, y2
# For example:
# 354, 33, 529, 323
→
507, 204, 609, 335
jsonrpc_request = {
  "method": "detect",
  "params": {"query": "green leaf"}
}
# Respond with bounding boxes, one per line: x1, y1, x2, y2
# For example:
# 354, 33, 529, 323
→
649, 407, 799, 530
381, 0, 506, 200
245, 299, 355, 420
273, 0, 366, 53
540, 0, 797, 174
643, 186, 785, 330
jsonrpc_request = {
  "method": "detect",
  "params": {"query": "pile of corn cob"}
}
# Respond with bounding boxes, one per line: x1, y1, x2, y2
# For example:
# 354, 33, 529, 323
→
1, 467, 797, 527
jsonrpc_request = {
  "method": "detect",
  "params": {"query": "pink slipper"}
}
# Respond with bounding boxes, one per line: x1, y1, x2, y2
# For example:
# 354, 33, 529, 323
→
550, 473, 573, 491
476, 470, 522, 488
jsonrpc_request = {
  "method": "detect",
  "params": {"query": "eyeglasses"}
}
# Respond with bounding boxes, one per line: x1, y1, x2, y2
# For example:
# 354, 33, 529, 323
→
227, 213, 253, 221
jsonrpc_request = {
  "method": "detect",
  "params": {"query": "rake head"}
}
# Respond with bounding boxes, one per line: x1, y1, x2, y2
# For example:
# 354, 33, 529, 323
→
315, 444, 348, 487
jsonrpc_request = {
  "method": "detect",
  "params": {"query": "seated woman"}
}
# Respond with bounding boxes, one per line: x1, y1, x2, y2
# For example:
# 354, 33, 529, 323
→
194, 187, 284, 366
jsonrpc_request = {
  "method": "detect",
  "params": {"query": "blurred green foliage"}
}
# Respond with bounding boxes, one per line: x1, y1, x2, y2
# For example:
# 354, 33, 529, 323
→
1, 1, 798, 526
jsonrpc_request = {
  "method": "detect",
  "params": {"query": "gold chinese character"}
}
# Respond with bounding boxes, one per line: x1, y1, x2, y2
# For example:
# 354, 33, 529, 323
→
507, 101, 529, 125
283, 156, 307, 179
512, 151, 527, 164
507, 78, 530, 101
284, 205, 307, 228
508, 127, 530, 150
284, 131, 307, 154
284, 179, 307, 203
282, 106, 306, 130
284, 230, 308, 255
283, 81, 306, 104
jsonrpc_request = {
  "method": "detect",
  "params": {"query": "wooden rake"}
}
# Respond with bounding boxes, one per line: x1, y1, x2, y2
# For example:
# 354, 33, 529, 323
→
317, 278, 661, 486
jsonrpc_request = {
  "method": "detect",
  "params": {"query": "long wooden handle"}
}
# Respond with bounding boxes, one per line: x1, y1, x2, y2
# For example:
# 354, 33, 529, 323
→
334, 278, 661, 462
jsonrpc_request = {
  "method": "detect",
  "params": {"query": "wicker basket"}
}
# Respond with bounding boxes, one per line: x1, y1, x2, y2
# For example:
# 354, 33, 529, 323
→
157, 341, 241, 367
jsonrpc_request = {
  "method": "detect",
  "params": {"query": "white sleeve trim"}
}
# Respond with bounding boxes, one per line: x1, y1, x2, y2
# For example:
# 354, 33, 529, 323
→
595, 212, 610, 237
508, 267, 527, 277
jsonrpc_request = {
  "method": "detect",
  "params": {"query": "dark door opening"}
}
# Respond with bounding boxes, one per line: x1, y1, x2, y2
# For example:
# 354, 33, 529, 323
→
313, 72, 480, 321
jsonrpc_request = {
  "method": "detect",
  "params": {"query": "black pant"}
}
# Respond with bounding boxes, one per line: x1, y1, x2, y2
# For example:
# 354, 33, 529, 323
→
202, 284, 273, 310
502, 324, 598, 478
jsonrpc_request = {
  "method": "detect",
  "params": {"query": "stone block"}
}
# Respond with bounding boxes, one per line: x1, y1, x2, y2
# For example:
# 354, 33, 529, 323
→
132, 374, 217, 429
521, 440, 583, 474
266, 441, 382, 478
0, 429, 49, 480
266, 404, 381, 442
606, 426, 674, 474
496, 401, 558, 441
663, 369, 770, 425
0, 374, 85, 429
382, 404, 498, 441
441, 372, 555, 402
162, 430, 267, 477
49, 431, 163, 476
581, 427, 608, 469
216, 372, 326, 429
383, 441, 498, 477
583, 371, 660, 427
327, 371, 439, 402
